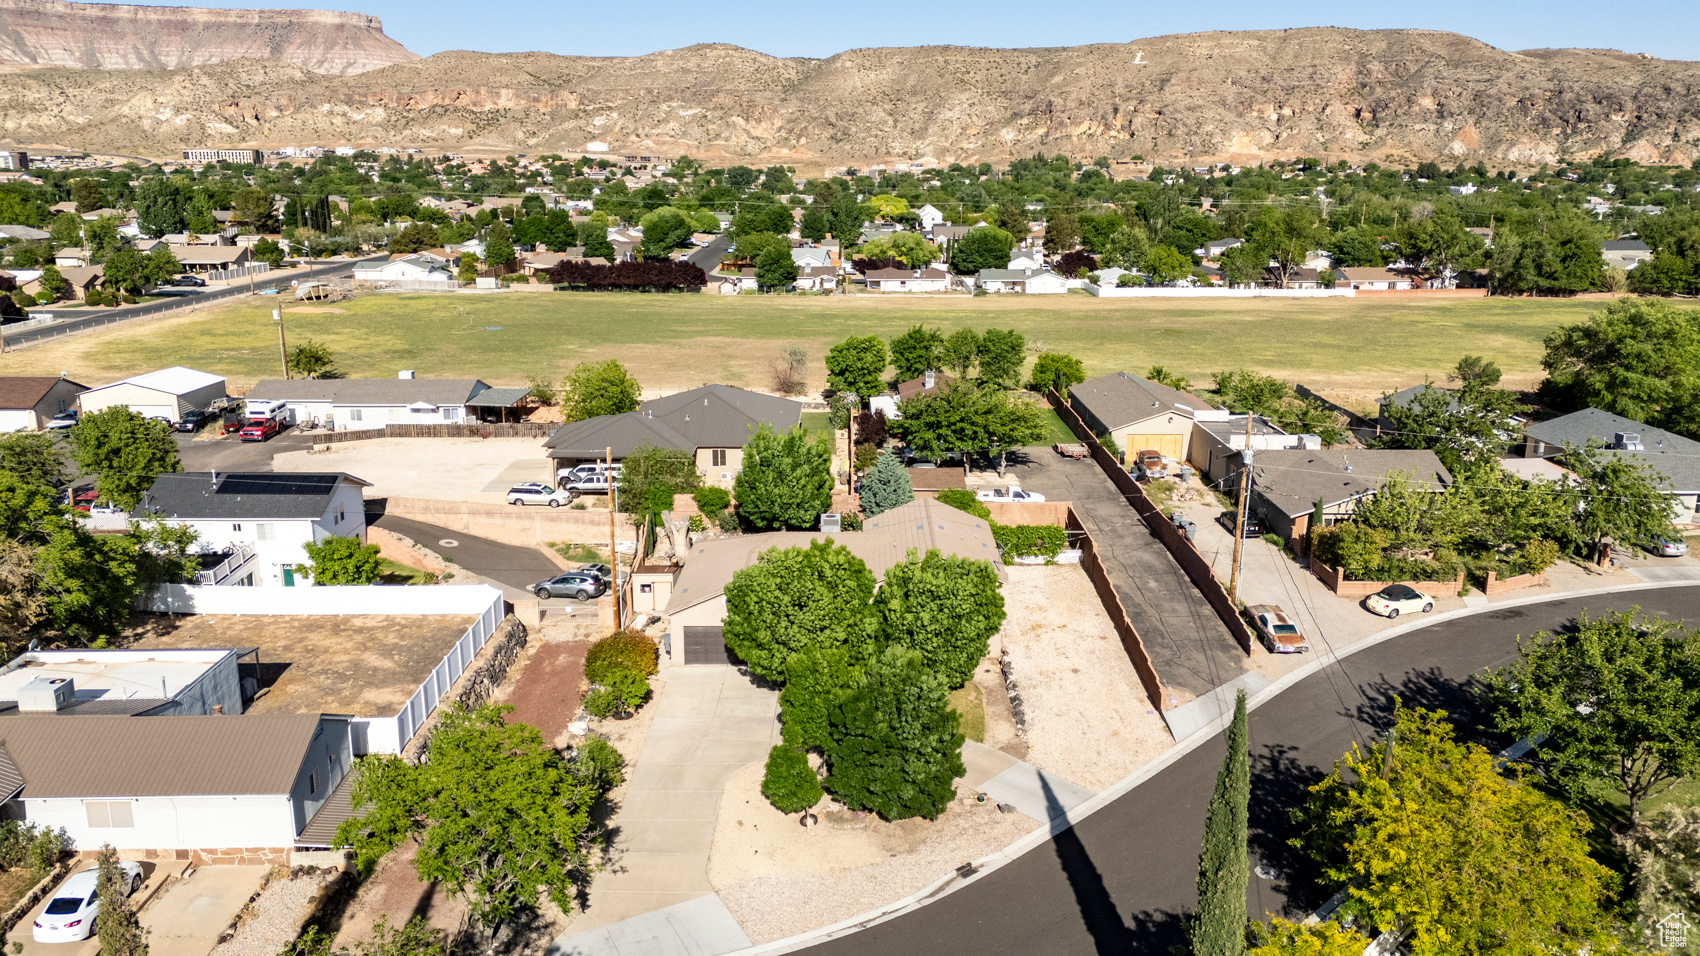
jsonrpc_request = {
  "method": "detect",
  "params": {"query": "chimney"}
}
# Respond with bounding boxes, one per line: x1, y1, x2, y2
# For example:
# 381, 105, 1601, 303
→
211, 704, 224, 715
398, 370, 416, 380
924, 370, 935, 388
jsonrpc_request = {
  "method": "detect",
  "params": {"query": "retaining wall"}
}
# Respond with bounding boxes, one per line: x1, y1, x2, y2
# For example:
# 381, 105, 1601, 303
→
376, 496, 637, 547
1484, 569, 1548, 595
1308, 557, 1465, 599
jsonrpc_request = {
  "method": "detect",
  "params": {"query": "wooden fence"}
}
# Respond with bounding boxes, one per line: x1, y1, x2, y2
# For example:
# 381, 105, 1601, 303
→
1308, 557, 1465, 599
1067, 507, 1169, 712
1047, 389, 1255, 656
322, 422, 556, 443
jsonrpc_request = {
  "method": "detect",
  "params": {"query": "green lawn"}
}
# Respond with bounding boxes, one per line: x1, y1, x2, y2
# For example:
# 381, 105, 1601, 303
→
948, 682, 986, 743
1037, 408, 1078, 445
549, 542, 606, 564
376, 558, 435, 585
6, 290, 1614, 395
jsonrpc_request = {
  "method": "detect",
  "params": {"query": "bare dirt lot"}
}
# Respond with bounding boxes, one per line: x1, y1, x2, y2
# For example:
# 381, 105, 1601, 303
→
129, 612, 474, 715
272, 437, 551, 504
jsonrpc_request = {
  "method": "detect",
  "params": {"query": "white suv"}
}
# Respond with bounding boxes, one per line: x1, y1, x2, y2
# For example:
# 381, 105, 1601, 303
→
507, 483, 576, 507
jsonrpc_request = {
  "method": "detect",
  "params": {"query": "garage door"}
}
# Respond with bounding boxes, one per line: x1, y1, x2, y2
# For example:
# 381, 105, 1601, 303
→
682, 626, 732, 665
1125, 433, 1184, 460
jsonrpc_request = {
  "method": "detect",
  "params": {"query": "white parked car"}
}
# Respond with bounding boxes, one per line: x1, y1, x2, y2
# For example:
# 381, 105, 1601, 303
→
33, 863, 144, 942
563, 473, 613, 495
1363, 584, 1435, 619
976, 486, 1046, 503
506, 483, 575, 507
556, 463, 622, 483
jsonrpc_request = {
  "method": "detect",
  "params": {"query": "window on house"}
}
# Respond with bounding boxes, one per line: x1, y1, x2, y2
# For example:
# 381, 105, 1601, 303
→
441, 407, 457, 422
348, 408, 363, 422
84, 801, 134, 828
309, 771, 320, 795
711, 449, 727, 467
232, 523, 242, 532
255, 523, 276, 542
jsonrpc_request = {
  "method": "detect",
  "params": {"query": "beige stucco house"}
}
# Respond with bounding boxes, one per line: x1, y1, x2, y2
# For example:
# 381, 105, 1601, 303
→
1069, 371, 1217, 462
544, 385, 803, 487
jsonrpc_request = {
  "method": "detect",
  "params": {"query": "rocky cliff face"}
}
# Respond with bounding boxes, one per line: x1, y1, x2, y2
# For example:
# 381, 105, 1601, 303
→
2, 27, 1698, 165
0, 0, 417, 75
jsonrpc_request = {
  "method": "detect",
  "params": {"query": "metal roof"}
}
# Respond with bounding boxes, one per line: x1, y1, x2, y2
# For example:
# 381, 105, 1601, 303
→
463, 387, 530, 408
0, 714, 322, 798
88, 366, 224, 397
0, 744, 23, 802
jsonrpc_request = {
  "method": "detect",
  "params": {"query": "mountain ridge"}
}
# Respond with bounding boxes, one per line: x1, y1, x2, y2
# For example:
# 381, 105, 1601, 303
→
0, 25, 1697, 166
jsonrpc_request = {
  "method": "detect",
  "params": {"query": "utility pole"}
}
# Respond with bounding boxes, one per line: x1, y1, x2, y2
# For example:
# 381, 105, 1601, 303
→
607, 445, 621, 627
273, 308, 288, 379
1228, 413, 1254, 606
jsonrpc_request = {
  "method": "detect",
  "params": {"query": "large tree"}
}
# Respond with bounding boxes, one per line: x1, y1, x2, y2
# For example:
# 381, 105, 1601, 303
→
859, 450, 913, 517
1375, 379, 1529, 473
948, 226, 1015, 274
303, 534, 383, 585
0, 432, 68, 488
335, 705, 618, 940
733, 425, 833, 531
888, 325, 946, 382
1539, 299, 1700, 436
133, 177, 191, 238
1027, 352, 1085, 397
69, 407, 180, 510
1190, 691, 1249, 956
721, 539, 879, 681
825, 336, 888, 405
615, 445, 699, 515
1489, 609, 1700, 827
754, 244, 799, 289
873, 548, 1004, 688
974, 328, 1026, 389
389, 222, 441, 255
1568, 439, 1678, 555
890, 383, 1048, 469
562, 360, 641, 421
824, 647, 965, 821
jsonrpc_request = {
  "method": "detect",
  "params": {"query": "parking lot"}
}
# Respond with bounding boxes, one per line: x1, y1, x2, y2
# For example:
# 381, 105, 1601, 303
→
1004, 449, 1250, 702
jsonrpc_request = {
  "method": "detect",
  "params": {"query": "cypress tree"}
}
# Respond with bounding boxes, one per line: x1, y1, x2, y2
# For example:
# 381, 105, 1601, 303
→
1190, 690, 1249, 956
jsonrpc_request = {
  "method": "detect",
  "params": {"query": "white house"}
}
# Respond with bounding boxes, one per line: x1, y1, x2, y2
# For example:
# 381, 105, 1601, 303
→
1202, 238, 1244, 258
0, 376, 85, 432
916, 204, 945, 231
137, 472, 371, 587
864, 267, 952, 292
1007, 251, 1044, 271
975, 268, 1069, 294
1338, 267, 1413, 291
245, 373, 523, 431
78, 367, 227, 424
0, 714, 352, 859
352, 255, 454, 284
790, 246, 833, 269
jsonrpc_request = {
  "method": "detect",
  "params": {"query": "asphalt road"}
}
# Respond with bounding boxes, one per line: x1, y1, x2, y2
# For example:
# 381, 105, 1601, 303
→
5, 255, 388, 347
802, 585, 1700, 956
366, 509, 562, 594
1008, 451, 1245, 698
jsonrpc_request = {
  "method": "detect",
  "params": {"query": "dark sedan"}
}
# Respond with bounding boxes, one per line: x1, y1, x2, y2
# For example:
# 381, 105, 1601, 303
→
532, 572, 607, 601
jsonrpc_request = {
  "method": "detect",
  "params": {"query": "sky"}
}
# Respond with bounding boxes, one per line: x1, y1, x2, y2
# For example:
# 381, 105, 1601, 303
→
120, 0, 1700, 62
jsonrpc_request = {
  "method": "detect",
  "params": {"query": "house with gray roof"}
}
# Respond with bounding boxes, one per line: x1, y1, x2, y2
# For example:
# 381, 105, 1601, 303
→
139, 472, 371, 587
1521, 407, 1700, 519
246, 372, 526, 430
1602, 239, 1653, 271
545, 385, 803, 486
974, 268, 1067, 294
1249, 449, 1453, 544
1069, 372, 1216, 462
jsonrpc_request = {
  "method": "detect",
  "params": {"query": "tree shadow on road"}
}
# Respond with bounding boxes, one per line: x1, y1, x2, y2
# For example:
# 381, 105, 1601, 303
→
1043, 774, 1138, 955
1248, 742, 1329, 915
1346, 666, 1504, 747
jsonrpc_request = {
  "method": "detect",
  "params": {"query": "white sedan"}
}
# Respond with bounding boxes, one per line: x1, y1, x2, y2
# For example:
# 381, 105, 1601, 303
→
33, 863, 144, 942
976, 487, 1046, 503
1363, 584, 1435, 619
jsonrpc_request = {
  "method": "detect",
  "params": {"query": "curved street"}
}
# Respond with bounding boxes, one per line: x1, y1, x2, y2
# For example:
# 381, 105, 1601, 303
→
798, 585, 1700, 956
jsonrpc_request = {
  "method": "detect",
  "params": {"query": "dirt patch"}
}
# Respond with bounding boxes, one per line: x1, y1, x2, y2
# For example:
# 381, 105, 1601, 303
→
708, 763, 1035, 944
996, 565, 1174, 791
501, 630, 594, 748
330, 840, 466, 951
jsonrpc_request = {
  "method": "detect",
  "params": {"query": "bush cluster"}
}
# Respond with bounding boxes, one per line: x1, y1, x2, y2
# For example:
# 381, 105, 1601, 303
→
991, 523, 1068, 562
934, 488, 990, 521
582, 632, 657, 719
0, 822, 69, 874
761, 745, 823, 813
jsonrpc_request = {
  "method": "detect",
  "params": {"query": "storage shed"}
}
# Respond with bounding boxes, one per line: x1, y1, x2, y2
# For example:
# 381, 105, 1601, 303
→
78, 367, 227, 423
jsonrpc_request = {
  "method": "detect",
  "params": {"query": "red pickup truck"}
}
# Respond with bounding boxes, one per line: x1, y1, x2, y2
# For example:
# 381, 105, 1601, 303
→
239, 418, 281, 442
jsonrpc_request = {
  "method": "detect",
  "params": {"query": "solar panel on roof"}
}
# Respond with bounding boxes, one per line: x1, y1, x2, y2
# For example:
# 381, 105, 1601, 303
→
216, 474, 339, 496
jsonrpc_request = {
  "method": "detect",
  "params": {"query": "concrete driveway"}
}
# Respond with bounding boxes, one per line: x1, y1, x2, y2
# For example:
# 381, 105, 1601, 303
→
176, 429, 319, 474
1004, 450, 1247, 702
273, 437, 551, 504
139, 865, 269, 956
12, 859, 204, 956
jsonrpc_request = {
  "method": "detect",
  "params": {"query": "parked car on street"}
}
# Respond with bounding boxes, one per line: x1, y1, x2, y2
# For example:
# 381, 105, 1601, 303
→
171, 275, 206, 287
507, 483, 575, 507
44, 410, 78, 430
1648, 536, 1690, 558
1363, 584, 1435, 619
32, 862, 143, 942
1247, 604, 1310, 653
531, 571, 607, 601
173, 409, 211, 432
976, 486, 1046, 503
1216, 508, 1265, 538
238, 418, 281, 442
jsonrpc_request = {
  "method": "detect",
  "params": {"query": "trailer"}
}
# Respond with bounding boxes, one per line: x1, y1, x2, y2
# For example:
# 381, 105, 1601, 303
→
1054, 442, 1091, 459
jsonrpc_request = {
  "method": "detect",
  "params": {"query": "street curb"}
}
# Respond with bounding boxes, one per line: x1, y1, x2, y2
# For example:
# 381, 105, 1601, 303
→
721, 579, 1700, 956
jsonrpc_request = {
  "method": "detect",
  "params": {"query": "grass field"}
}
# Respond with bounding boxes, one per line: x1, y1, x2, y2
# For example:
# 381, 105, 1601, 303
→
0, 290, 1616, 399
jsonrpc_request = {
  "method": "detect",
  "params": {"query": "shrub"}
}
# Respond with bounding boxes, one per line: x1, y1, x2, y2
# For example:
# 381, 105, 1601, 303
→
584, 632, 658, 684
717, 508, 740, 533
991, 523, 1068, 560
605, 668, 650, 712
582, 687, 619, 718
26, 826, 66, 874
934, 488, 990, 521
761, 745, 823, 814
693, 486, 731, 514
840, 510, 863, 531
0, 822, 27, 869
1520, 538, 1560, 576
569, 737, 626, 793
688, 514, 706, 533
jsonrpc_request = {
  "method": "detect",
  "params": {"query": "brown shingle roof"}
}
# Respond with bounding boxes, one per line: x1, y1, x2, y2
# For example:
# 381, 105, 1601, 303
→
0, 377, 81, 411
0, 714, 321, 798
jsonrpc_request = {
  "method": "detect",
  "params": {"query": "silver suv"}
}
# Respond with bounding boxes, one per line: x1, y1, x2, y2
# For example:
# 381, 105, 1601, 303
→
507, 483, 576, 507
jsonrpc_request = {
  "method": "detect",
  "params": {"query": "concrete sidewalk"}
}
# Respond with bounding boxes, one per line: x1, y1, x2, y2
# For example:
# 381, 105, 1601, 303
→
960, 740, 1096, 823
555, 664, 779, 948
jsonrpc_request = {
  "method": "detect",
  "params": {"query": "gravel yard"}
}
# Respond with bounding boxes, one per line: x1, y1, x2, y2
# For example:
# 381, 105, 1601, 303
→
272, 436, 551, 504
210, 868, 339, 956
708, 762, 1036, 944
996, 565, 1174, 791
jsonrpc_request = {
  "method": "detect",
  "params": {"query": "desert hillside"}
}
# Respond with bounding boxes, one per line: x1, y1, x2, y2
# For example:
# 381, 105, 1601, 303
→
0, 26, 1697, 165
0, 0, 417, 75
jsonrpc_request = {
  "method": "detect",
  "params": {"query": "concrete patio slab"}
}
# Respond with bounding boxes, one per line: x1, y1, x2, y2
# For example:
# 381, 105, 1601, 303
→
550, 894, 751, 956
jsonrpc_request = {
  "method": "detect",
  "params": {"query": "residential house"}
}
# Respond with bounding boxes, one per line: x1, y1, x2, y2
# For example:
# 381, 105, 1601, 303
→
1602, 239, 1653, 271
170, 244, 251, 274
352, 255, 454, 284
0, 375, 86, 432
17, 266, 103, 303
916, 204, 945, 232
930, 223, 973, 248
660, 498, 1001, 664
1338, 267, 1413, 290
54, 248, 89, 268
1069, 371, 1217, 461
1263, 266, 1321, 289
0, 714, 352, 859
0, 648, 244, 718
1201, 238, 1244, 259
544, 384, 803, 485
975, 268, 1068, 294
790, 245, 834, 270
0, 225, 49, 241
870, 370, 953, 418
1249, 449, 1453, 544
1188, 412, 1318, 485
1302, 250, 1336, 271
1007, 251, 1044, 271
138, 472, 371, 587
245, 373, 526, 430
79, 366, 226, 423
864, 267, 951, 292
794, 266, 839, 292
1520, 407, 1700, 520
